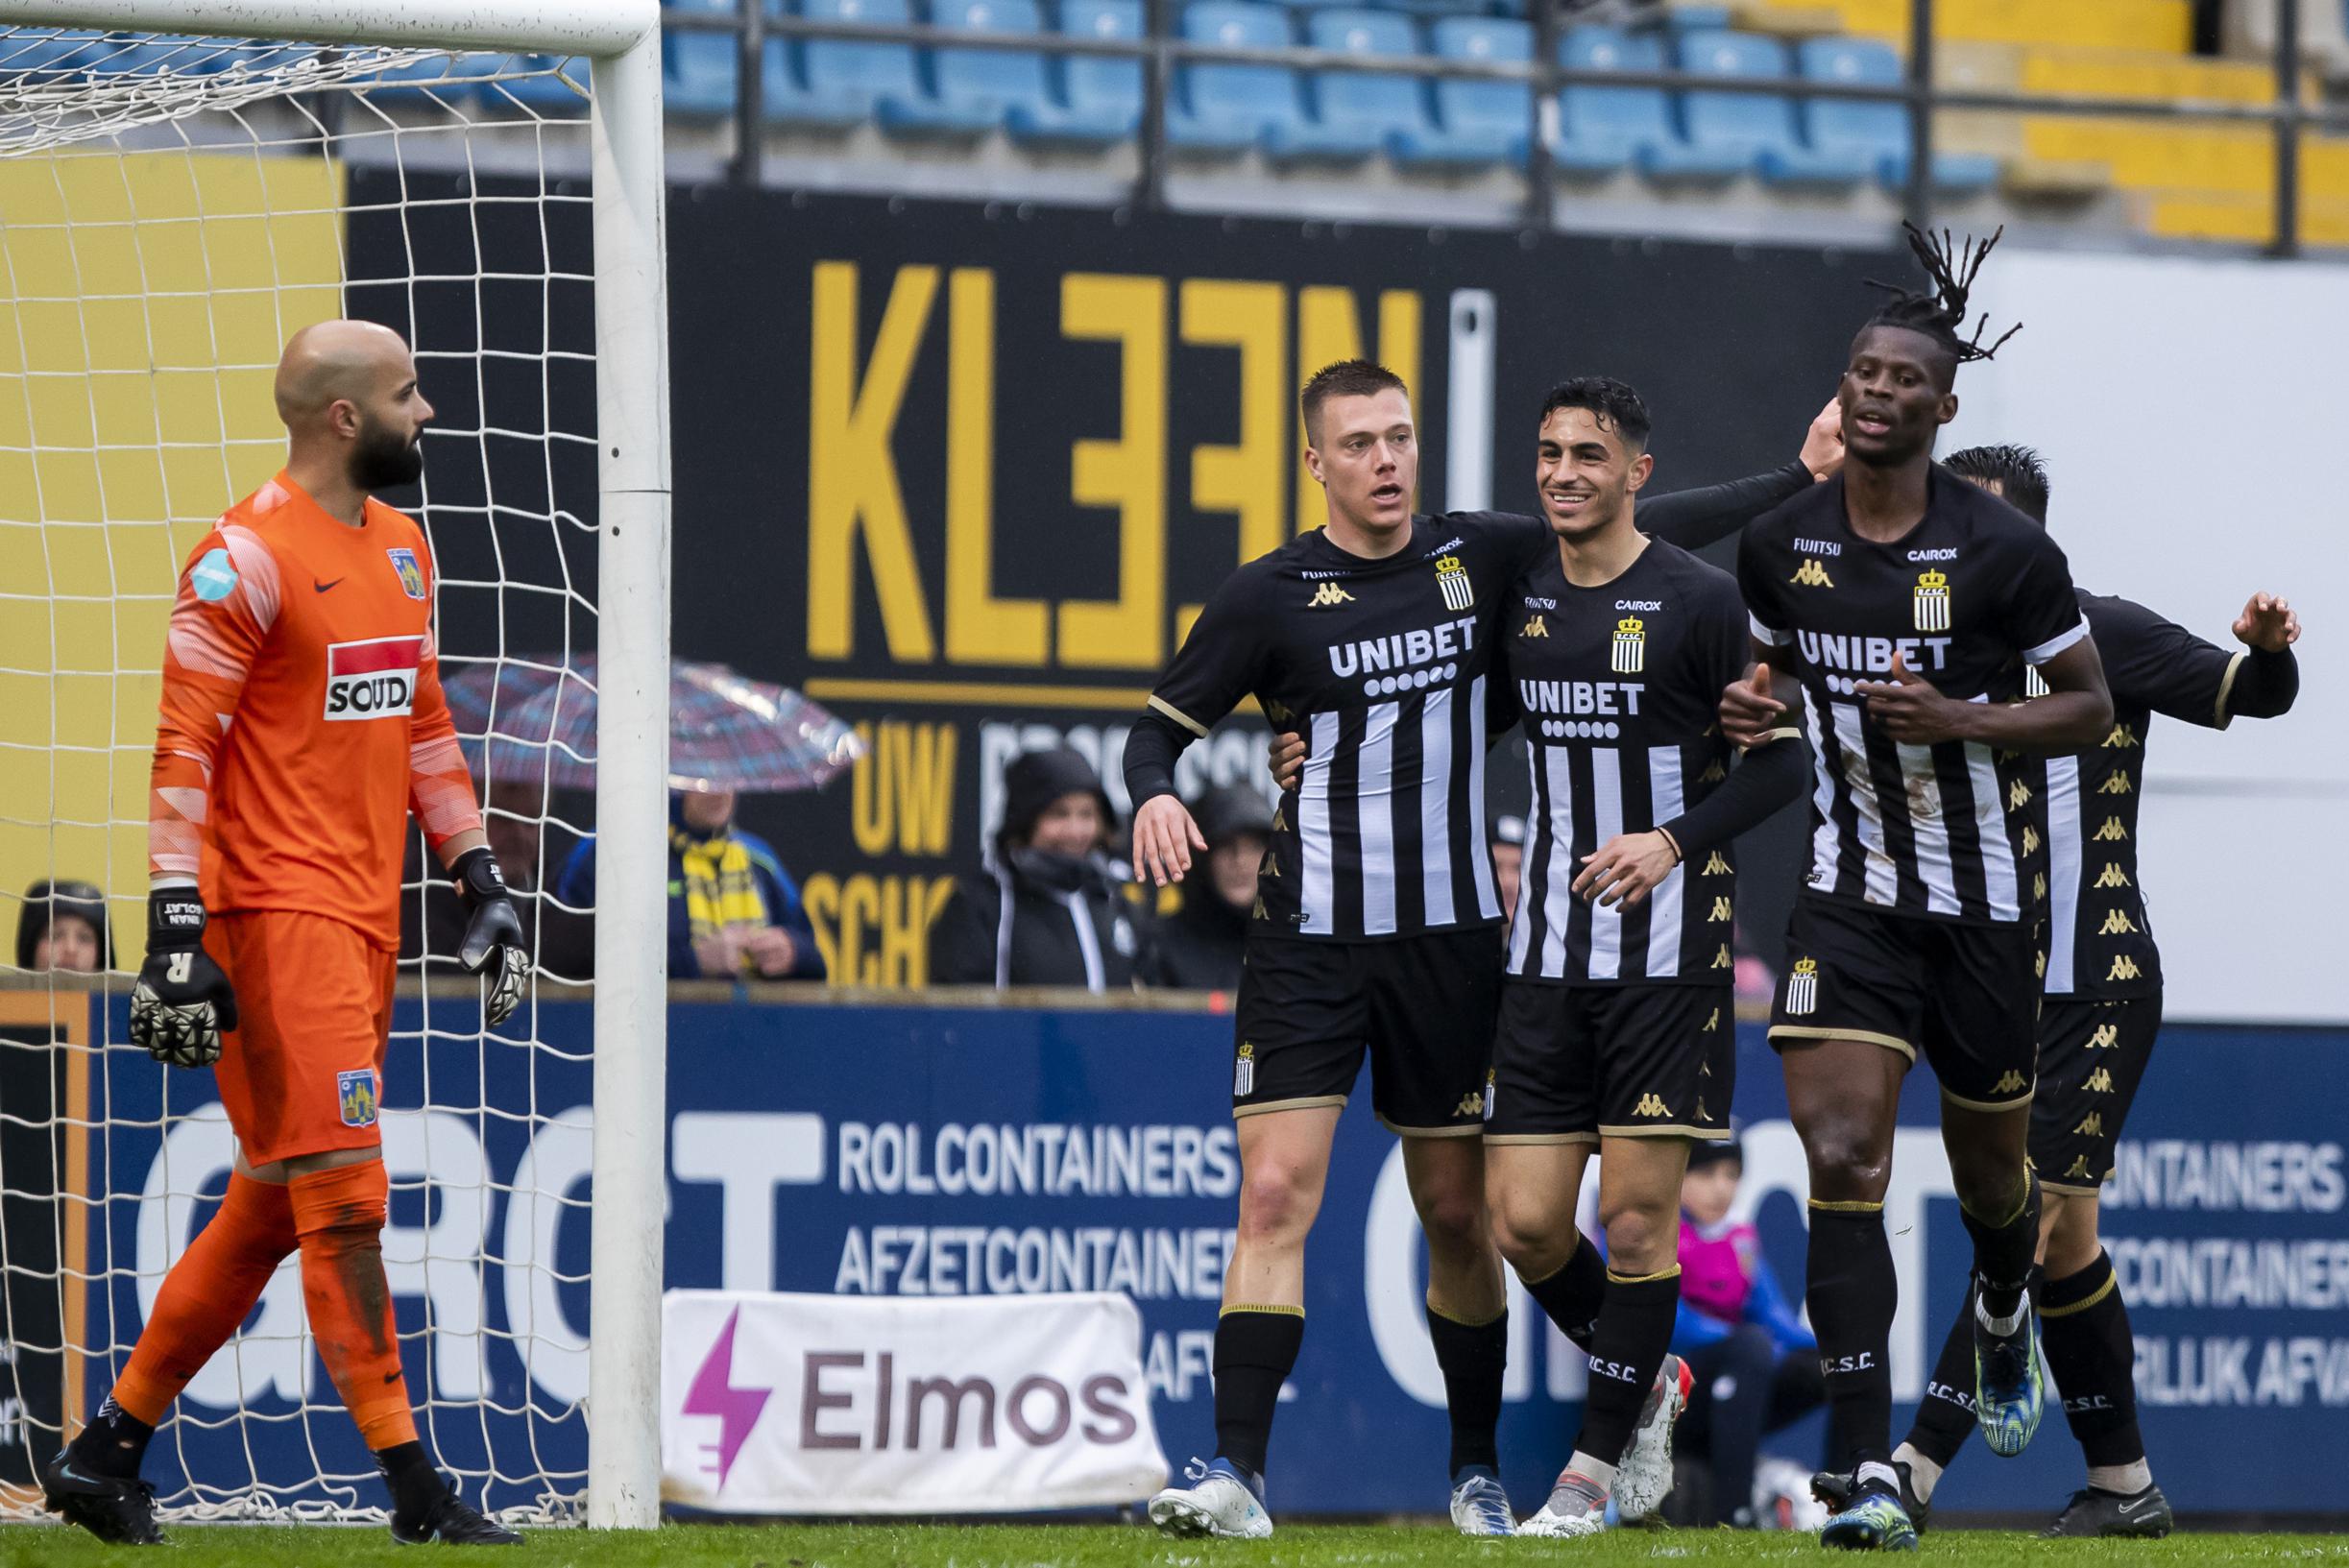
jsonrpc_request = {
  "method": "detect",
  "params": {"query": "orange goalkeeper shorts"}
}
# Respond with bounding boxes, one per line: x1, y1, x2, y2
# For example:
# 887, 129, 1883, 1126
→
207, 909, 398, 1169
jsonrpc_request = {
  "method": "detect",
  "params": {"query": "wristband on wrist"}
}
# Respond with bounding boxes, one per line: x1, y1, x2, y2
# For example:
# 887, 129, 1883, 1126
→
451, 846, 508, 905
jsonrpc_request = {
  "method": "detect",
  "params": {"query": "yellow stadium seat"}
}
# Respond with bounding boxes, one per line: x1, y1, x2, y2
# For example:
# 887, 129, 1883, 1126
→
1739, 0, 2190, 53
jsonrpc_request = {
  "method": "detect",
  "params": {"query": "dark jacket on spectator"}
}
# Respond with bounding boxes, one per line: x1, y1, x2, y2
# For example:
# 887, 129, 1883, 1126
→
930, 848, 1157, 990
1152, 886, 1247, 993
553, 802, 825, 982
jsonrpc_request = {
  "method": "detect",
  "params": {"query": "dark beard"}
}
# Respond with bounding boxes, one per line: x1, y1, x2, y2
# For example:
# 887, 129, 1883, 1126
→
350, 421, 425, 493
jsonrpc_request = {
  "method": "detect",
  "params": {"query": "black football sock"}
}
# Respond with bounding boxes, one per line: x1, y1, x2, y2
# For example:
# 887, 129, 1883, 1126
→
1520, 1237, 1607, 1351
1212, 1306, 1303, 1481
1961, 1170, 2040, 1324
1572, 1267, 1681, 1469
375, 1439, 448, 1518
67, 1395, 156, 1481
2040, 1251, 2147, 1476
1902, 1277, 1980, 1473
1806, 1202, 1897, 1470
1424, 1303, 1507, 1478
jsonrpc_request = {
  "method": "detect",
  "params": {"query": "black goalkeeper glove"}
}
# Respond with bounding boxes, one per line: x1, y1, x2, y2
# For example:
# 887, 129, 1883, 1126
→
451, 848, 530, 1027
130, 889, 237, 1068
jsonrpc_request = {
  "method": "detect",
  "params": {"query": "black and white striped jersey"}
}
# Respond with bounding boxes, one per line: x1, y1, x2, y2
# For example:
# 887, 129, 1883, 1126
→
1138, 512, 1541, 940
2040, 591, 2252, 998
1502, 541, 1747, 985
1738, 470, 2089, 926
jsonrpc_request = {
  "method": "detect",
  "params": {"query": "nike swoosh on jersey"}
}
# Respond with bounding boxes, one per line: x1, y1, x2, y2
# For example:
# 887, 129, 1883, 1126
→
314, 577, 344, 592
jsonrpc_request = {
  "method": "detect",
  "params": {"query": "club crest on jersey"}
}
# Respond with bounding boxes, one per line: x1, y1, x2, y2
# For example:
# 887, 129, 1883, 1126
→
1234, 1042, 1255, 1098
1610, 615, 1645, 675
387, 546, 427, 600
1784, 957, 1819, 1015
325, 636, 423, 721
1913, 568, 1952, 632
1434, 554, 1473, 612
189, 545, 239, 602
337, 1069, 378, 1128
2024, 665, 2049, 698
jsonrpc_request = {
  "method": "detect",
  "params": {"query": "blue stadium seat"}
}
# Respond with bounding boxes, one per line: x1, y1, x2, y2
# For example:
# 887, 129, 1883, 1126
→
1410, 18, 1530, 169
1662, 3, 1732, 28
1300, 12, 1469, 166
1797, 36, 1999, 195
1170, 2, 1381, 159
82, 36, 228, 77
776, 0, 937, 125
1554, 27, 1743, 182
0, 31, 120, 81
1007, 0, 1143, 147
877, 0, 1052, 137
664, 0, 741, 116
1677, 28, 1871, 187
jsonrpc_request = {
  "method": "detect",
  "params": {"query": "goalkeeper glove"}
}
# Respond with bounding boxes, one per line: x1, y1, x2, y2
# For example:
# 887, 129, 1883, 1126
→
452, 848, 530, 1026
130, 889, 237, 1068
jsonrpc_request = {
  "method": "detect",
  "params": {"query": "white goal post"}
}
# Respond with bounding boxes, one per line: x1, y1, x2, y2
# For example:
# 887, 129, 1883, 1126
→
0, 0, 670, 1531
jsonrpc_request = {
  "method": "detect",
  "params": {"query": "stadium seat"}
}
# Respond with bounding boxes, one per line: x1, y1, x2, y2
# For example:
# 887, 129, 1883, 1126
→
0, 31, 120, 81
1408, 17, 1532, 169
1169, 2, 1381, 160
1554, 27, 1745, 182
1007, 0, 1143, 147
664, 0, 741, 115
1798, 37, 1999, 194
1302, 11, 1502, 169
1677, 28, 1871, 188
773, 0, 924, 126
876, 0, 1055, 138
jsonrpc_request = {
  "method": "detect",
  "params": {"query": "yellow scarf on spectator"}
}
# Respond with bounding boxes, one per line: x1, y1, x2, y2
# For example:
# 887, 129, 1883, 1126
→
671, 823, 766, 945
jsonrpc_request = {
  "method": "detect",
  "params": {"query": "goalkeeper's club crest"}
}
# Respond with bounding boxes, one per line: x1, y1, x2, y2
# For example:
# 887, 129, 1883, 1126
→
337, 1069, 379, 1128
1434, 554, 1474, 612
1912, 568, 1951, 632
1610, 615, 1646, 675
1234, 1042, 1255, 1098
387, 546, 427, 600
1784, 958, 1819, 1016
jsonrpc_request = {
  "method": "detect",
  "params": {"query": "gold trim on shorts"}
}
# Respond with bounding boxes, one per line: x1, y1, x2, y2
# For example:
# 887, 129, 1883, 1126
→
1769, 1024, 1918, 1063
1941, 1084, 2036, 1115
2039, 1178, 2104, 1196
1598, 1122, 1732, 1141
1379, 1116, 1486, 1139
1233, 1094, 1348, 1118
1483, 1131, 1601, 1146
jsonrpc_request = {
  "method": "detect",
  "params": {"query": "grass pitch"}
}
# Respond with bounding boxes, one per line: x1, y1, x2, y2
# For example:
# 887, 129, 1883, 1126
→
7, 1522, 2349, 1567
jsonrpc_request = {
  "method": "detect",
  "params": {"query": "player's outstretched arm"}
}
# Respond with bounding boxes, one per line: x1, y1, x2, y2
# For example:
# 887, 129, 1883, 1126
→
2222, 591, 2302, 720
411, 641, 529, 1025
1637, 397, 1843, 552
133, 528, 276, 1067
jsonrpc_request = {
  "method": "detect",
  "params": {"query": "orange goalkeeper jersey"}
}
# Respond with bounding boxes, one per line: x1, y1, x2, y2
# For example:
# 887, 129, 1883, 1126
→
149, 471, 482, 949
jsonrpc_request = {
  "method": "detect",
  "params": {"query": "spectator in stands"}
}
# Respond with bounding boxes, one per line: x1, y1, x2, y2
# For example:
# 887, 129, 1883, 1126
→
1670, 1136, 1829, 1528
554, 787, 825, 982
932, 746, 1156, 991
13, 880, 111, 973
1490, 813, 1527, 922
1154, 783, 1271, 992
402, 777, 593, 983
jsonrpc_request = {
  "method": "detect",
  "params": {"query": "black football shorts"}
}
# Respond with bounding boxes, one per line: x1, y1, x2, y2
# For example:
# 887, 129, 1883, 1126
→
1769, 895, 2042, 1110
1486, 978, 1735, 1143
1230, 925, 1502, 1136
2031, 995, 2161, 1192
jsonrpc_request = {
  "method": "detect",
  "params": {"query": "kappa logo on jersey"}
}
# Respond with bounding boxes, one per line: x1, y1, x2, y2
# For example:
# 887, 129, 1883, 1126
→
2021, 825, 2041, 855
2095, 863, 2132, 889
2090, 1023, 2120, 1049
2074, 1112, 2105, 1138
2064, 1155, 2095, 1180
2104, 723, 2140, 749
1912, 568, 1952, 632
2033, 872, 2046, 901
1608, 615, 1646, 674
2009, 778, 2032, 810
2100, 772, 2134, 795
1991, 1071, 2028, 1096
337, 1069, 378, 1128
1453, 1089, 1485, 1119
324, 636, 423, 721
1307, 582, 1356, 609
2098, 909, 2138, 935
1789, 558, 1835, 589
1233, 1042, 1255, 1098
1633, 1093, 1670, 1118
386, 546, 427, 600
1784, 957, 1819, 1015
1708, 896, 1731, 923
1520, 615, 1548, 639
2087, 1067, 2116, 1093
1434, 554, 1473, 612
2094, 816, 2128, 842
2107, 955, 2143, 982
1702, 851, 1731, 876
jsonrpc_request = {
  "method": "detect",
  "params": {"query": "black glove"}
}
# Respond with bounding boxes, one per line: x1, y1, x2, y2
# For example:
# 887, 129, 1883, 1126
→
129, 890, 237, 1068
452, 848, 530, 1026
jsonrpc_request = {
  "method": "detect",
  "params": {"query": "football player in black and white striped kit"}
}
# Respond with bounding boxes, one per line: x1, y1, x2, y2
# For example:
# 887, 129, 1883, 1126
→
1822, 444, 2302, 1541
1125, 361, 1838, 1539
1482, 378, 1809, 1537
1720, 228, 2117, 1553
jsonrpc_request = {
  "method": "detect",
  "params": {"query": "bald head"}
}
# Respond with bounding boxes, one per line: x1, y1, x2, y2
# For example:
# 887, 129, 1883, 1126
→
276, 320, 433, 497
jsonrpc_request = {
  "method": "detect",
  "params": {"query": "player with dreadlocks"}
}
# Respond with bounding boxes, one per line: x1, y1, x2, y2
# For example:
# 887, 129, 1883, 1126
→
1720, 226, 2115, 1551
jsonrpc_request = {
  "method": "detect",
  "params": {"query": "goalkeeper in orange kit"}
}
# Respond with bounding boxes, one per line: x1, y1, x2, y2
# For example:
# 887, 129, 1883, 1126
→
43, 321, 529, 1547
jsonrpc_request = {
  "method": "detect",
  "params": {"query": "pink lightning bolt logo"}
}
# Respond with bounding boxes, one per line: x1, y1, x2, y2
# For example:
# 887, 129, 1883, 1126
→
682, 1306, 771, 1487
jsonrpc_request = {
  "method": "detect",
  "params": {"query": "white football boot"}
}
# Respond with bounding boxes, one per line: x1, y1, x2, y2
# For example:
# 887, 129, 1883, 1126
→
1519, 1469, 1610, 1538
1148, 1458, 1273, 1539
1614, 1354, 1693, 1522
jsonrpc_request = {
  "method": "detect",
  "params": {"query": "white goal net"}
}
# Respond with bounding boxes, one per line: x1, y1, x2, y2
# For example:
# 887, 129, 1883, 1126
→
0, 18, 663, 1526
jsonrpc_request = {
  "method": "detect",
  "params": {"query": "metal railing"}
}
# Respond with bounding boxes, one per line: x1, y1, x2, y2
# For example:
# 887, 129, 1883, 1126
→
665, 0, 2349, 255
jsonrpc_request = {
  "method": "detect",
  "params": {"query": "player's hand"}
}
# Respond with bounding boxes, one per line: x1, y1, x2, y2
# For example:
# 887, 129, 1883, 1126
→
742, 924, 797, 978
452, 848, 530, 1026
130, 889, 236, 1069
1573, 830, 1681, 908
1854, 650, 1963, 744
1720, 663, 1788, 749
2234, 591, 2300, 653
1800, 397, 1845, 482
1268, 731, 1306, 794
1131, 794, 1207, 887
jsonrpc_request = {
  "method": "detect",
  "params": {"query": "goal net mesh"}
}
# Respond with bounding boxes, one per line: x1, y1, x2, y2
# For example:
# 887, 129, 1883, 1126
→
0, 29, 604, 1526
